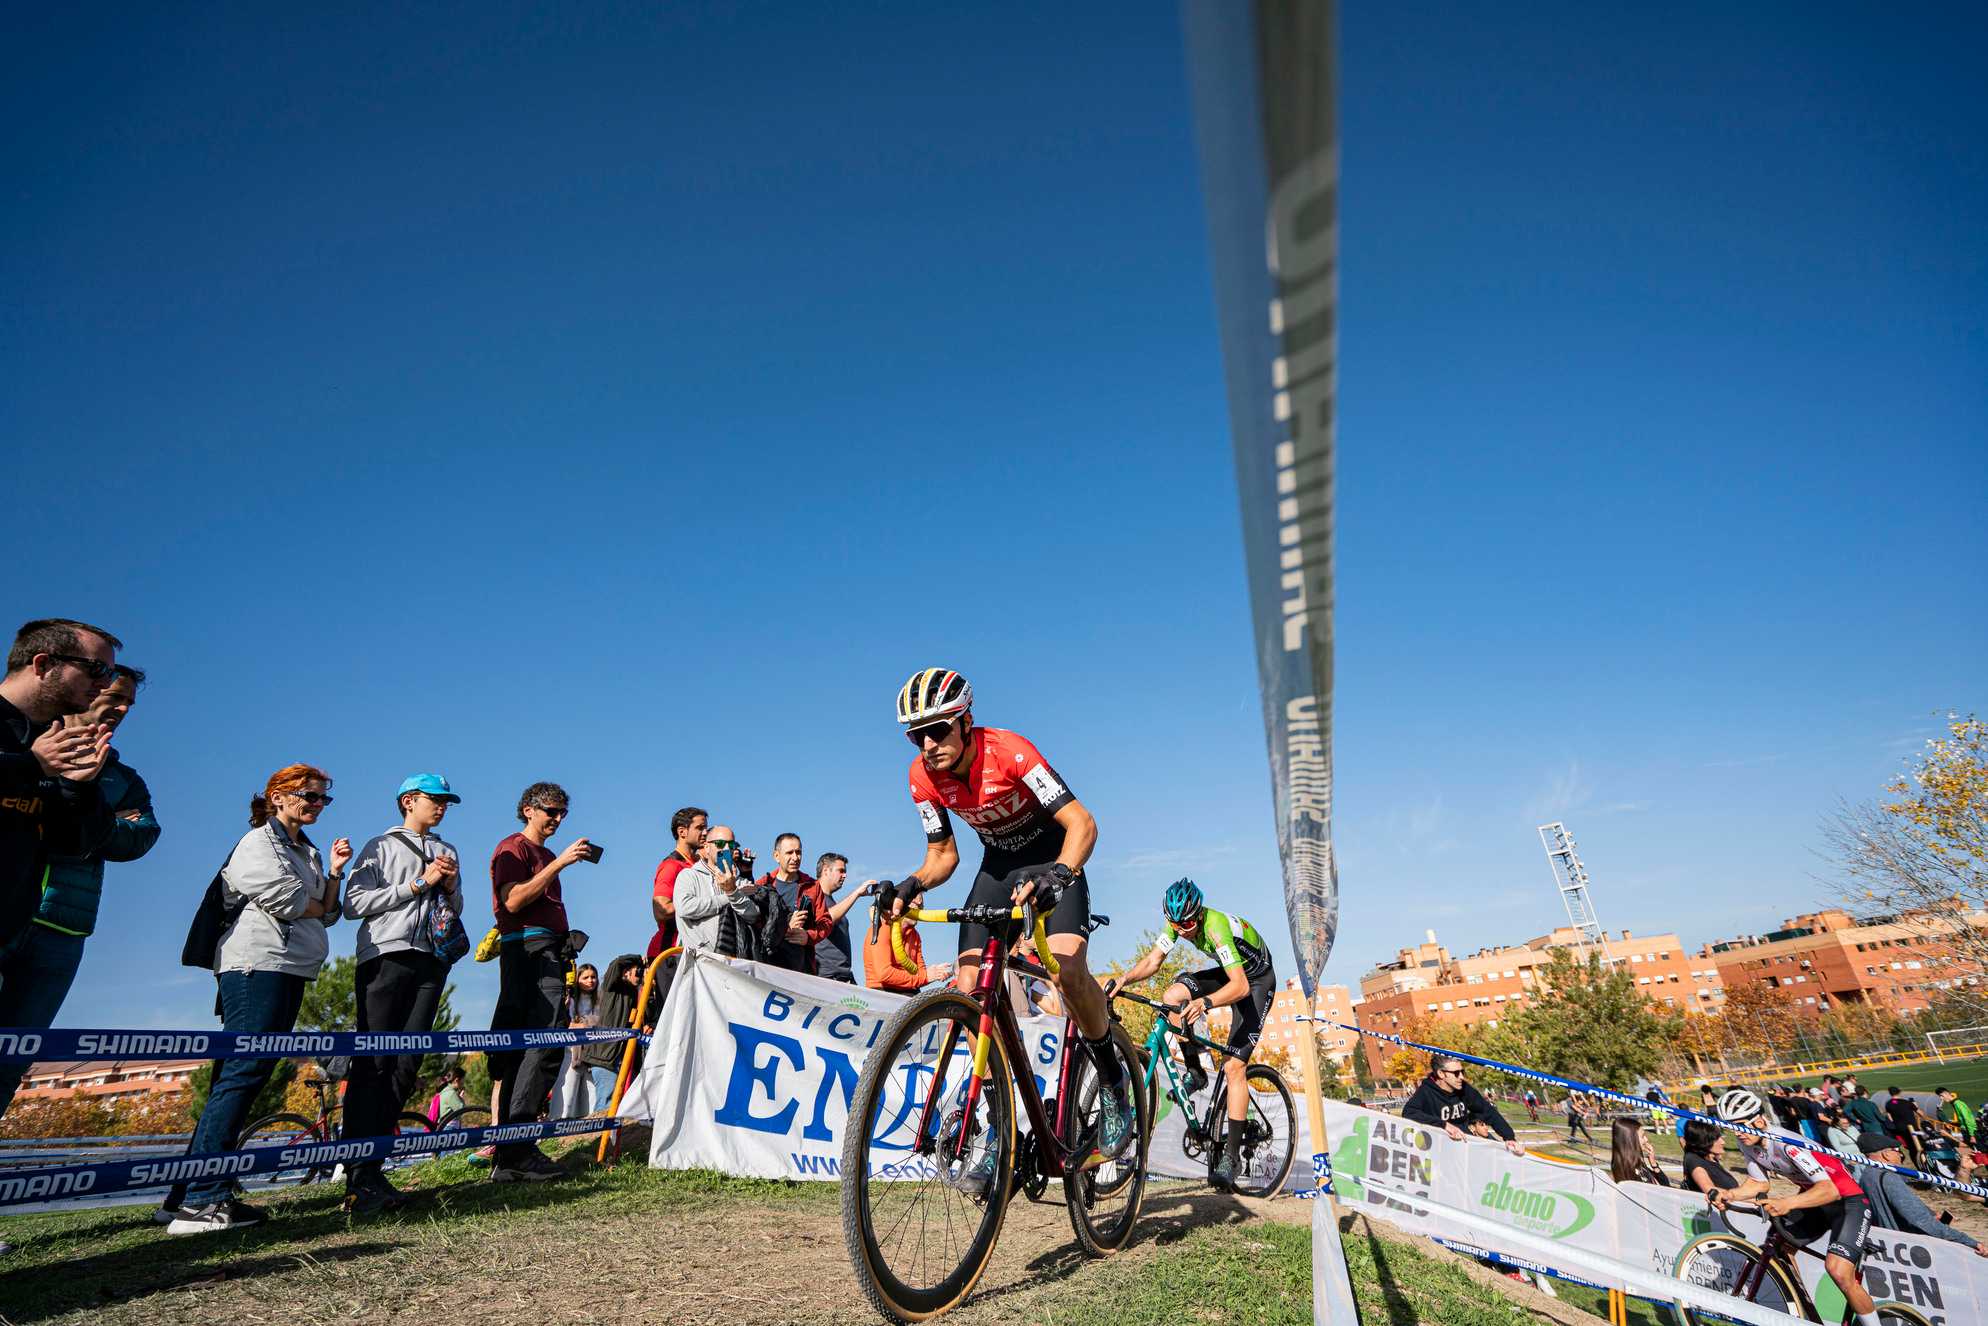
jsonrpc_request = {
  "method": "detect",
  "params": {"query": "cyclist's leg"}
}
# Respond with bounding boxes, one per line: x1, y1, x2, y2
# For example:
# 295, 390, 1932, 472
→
1172, 970, 1225, 1080
1220, 978, 1271, 1123
997, 863, 1105, 1036
1823, 1197, 1877, 1317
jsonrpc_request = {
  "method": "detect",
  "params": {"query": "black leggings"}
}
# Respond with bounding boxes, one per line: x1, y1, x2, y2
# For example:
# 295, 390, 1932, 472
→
343, 950, 447, 1177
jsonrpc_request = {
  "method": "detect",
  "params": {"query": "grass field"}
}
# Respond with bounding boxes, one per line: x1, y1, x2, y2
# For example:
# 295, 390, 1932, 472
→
0, 1133, 1628, 1325
1779, 1056, 1988, 1103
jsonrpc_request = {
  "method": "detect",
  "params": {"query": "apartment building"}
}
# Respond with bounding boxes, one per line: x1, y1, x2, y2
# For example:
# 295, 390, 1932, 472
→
13, 1059, 198, 1102
1353, 926, 1720, 1077
1706, 907, 1987, 1016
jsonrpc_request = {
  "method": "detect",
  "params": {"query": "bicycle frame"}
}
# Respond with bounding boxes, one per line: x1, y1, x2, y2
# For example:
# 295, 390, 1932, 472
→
1119, 989, 1239, 1117
899, 906, 1087, 1184
1708, 1201, 1821, 1318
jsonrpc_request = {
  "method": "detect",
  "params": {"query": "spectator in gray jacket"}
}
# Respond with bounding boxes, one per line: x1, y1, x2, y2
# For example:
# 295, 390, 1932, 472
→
1856, 1132, 1988, 1257
338, 773, 463, 1214
167, 763, 348, 1236
673, 823, 742, 952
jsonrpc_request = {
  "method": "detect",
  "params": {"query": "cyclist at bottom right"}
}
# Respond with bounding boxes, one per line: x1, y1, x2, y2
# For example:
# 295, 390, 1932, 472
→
1713, 1087, 1882, 1326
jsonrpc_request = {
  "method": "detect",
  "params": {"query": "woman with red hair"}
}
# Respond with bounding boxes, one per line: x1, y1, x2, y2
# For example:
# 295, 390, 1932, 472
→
165, 763, 350, 1236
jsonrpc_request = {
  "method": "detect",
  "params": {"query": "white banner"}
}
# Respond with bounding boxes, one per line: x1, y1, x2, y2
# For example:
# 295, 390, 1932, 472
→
621, 950, 1069, 1181
1319, 1101, 1985, 1325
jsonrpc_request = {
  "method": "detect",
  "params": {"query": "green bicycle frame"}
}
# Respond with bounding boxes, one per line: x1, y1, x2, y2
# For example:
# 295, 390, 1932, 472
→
1138, 1004, 1239, 1124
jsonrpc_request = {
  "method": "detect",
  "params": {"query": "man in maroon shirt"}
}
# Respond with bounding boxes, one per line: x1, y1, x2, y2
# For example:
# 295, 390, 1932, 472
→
488, 780, 595, 1182
646, 806, 707, 961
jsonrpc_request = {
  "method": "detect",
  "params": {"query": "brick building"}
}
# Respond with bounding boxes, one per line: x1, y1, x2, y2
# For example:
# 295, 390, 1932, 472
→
1352, 926, 1721, 1078
1199, 979, 1358, 1093
1706, 907, 1987, 1017
12, 1059, 198, 1102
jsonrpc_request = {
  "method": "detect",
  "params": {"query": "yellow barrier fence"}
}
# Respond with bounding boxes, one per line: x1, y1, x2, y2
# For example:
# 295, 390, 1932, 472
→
595, 946, 678, 1164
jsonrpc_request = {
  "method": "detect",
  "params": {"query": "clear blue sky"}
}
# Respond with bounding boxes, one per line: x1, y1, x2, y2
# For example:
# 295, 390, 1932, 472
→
4, 2, 1982, 1030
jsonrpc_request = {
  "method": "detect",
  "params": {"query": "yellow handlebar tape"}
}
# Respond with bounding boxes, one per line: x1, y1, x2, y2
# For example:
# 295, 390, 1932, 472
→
901, 907, 1059, 979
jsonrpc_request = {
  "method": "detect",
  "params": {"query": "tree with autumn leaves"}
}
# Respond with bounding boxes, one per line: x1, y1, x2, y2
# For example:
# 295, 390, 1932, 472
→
1825, 712, 1988, 1015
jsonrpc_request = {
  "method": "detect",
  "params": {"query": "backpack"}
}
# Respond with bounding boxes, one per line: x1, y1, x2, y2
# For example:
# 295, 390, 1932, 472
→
180, 864, 246, 970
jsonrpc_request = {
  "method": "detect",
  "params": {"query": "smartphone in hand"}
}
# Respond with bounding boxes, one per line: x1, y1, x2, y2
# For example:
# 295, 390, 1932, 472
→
583, 843, 605, 864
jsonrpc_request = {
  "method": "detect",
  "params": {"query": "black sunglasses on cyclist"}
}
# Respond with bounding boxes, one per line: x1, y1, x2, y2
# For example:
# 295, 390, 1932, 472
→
48, 653, 117, 683
535, 804, 568, 818
906, 719, 956, 746
292, 791, 334, 806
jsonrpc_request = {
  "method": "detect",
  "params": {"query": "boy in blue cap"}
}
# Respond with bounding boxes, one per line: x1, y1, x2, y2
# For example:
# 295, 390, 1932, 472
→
339, 773, 463, 1212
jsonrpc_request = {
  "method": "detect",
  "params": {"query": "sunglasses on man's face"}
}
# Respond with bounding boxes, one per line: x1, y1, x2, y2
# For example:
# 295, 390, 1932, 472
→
907, 720, 956, 746
292, 791, 334, 806
48, 653, 117, 683
708, 839, 736, 851
535, 804, 567, 818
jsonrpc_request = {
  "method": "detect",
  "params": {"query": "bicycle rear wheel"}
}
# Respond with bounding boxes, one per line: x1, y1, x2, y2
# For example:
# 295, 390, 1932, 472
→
841, 989, 1015, 1322
1670, 1233, 1799, 1324
1231, 1064, 1296, 1197
238, 1112, 325, 1186
1876, 1304, 1935, 1326
1063, 1024, 1148, 1255
440, 1105, 491, 1130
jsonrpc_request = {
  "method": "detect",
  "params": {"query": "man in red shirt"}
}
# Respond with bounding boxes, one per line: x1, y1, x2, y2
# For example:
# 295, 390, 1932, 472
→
488, 780, 596, 1183
647, 806, 707, 961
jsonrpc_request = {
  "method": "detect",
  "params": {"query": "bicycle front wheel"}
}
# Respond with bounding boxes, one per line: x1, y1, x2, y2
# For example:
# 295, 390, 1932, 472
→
1670, 1233, 1799, 1324
1876, 1304, 1935, 1326
1231, 1064, 1296, 1197
1063, 1023, 1148, 1256
841, 989, 1015, 1322
238, 1112, 326, 1186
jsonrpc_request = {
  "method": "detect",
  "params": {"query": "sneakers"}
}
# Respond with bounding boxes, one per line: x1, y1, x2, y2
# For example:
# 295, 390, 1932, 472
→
166, 1198, 268, 1236
951, 1147, 998, 1198
151, 1203, 178, 1226
490, 1148, 567, 1183
1095, 1081, 1135, 1160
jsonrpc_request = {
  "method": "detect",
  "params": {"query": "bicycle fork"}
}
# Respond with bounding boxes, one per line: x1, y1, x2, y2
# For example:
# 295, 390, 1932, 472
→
910, 939, 1007, 1168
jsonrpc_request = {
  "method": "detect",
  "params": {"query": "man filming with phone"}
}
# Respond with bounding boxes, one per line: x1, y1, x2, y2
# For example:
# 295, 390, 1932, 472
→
487, 779, 598, 1183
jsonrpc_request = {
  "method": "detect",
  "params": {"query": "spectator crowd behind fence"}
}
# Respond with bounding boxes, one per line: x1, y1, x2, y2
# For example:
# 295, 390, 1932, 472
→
0, 616, 870, 1241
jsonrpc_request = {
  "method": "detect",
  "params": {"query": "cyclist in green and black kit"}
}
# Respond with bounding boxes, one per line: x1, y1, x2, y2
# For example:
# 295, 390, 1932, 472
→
1106, 878, 1276, 1190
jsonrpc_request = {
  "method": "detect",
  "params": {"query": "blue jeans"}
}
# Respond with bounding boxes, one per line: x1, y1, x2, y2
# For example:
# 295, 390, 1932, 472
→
0, 925, 89, 1118
177, 970, 307, 1208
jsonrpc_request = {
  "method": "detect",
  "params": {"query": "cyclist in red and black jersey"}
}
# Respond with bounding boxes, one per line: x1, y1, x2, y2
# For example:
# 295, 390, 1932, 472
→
1715, 1088, 1881, 1325
877, 668, 1134, 1158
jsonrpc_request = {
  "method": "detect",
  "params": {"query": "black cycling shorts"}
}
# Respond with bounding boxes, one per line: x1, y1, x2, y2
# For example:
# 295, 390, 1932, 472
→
1181, 966, 1275, 1057
1785, 1194, 1872, 1265
956, 859, 1091, 956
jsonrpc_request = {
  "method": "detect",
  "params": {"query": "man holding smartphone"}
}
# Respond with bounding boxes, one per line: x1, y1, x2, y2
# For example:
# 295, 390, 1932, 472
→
487, 780, 595, 1183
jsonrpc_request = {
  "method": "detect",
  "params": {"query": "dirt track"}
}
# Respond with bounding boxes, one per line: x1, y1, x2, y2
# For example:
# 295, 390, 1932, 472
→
1, 1135, 1610, 1326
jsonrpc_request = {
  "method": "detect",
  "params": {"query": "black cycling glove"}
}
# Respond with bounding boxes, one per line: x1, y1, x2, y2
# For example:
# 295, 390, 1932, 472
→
1025, 862, 1077, 914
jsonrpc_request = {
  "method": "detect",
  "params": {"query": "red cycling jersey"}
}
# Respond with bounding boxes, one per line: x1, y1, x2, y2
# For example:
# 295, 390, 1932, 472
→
908, 727, 1074, 858
1739, 1126, 1865, 1199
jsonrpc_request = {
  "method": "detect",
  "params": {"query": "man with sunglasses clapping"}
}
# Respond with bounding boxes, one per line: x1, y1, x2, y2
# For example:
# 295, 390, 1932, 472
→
0, 618, 120, 968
